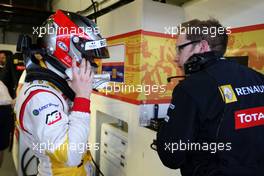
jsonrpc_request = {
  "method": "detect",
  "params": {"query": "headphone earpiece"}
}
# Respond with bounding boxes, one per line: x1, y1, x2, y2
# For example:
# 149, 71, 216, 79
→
184, 51, 220, 76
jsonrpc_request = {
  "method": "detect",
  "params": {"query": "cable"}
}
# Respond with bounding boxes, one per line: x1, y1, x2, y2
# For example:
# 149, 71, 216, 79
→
77, 1, 99, 15
21, 148, 38, 176
167, 75, 185, 83
91, 0, 97, 23
91, 154, 105, 176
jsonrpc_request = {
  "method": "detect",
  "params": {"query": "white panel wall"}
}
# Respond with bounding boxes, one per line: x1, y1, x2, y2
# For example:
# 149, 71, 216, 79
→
183, 0, 264, 27
0, 31, 22, 45
90, 94, 180, 176
52, 0, 121, 12
142, 0, 184, 33
52, 0, 83, 12
52, 0, 143, 37
0, 44, 17, 53
96, 0, 143, 37
52, 0, 185, 36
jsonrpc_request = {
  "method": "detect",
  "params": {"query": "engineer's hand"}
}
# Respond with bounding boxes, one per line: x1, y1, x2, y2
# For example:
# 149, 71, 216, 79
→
68, 58, 94, 100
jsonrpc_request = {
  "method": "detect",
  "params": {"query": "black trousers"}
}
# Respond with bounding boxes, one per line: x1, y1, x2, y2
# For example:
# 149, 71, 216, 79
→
0, 105, 13, 150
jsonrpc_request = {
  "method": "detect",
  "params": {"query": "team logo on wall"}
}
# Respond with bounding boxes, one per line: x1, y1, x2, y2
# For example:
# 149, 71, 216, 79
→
218, 84, 238, 104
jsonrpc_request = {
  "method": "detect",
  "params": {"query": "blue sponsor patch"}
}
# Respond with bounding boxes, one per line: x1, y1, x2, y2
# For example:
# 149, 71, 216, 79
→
33, 109, 39, 116
33, 103, 59, 115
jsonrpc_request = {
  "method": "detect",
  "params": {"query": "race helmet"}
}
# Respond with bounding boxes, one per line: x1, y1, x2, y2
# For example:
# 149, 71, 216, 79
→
40, 10, 109, 74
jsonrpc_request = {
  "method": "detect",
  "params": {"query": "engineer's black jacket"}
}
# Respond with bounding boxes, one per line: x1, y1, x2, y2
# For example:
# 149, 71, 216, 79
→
157, 57, 264, 176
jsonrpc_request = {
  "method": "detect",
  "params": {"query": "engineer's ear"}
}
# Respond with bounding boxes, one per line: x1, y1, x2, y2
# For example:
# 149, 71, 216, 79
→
199, 40, 210, 53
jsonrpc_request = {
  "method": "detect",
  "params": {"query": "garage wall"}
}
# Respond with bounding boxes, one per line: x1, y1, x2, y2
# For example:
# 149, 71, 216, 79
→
52, 0, 264, 35
52, 0, 122, 12
96, 0, 143, 37
52, 0, 88, 12
182, 0, 264, 74
0, 29, 22, 45
0, 44, 17, 53
52, 0, 143, 37
52, 0, 184, 37
142, 0, 184, 33
183, 0, 264, 27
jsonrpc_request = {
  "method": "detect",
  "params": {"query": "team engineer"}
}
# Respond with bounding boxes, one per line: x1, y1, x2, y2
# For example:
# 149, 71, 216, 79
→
157, 19, 264, 176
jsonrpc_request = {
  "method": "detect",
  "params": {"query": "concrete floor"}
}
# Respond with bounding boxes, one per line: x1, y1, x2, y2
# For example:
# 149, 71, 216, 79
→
0, 149, 17, 176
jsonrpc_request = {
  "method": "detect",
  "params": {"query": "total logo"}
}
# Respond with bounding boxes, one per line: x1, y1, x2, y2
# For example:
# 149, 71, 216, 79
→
235, 106, 264, 129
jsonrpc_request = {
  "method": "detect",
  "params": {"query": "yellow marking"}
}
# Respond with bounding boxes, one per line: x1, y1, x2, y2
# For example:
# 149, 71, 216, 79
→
218, 84, 238, 104
46, 136, 92, 176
